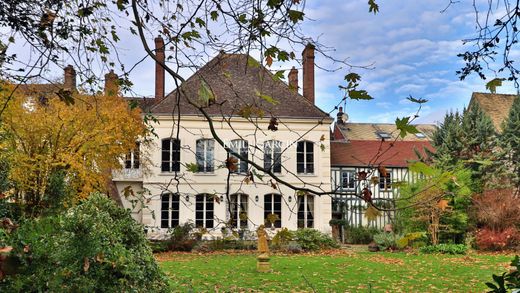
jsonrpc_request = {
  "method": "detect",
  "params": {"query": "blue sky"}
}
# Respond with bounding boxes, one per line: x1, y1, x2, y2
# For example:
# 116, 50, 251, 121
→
6, 0, 517, 124
295, 0, 517, 124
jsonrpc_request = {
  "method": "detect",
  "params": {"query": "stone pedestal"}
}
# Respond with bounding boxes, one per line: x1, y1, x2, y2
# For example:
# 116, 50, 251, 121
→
256, 253, 271, 273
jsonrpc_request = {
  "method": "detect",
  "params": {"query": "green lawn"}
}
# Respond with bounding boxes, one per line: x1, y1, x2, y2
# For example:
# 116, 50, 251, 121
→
159, 250, 513, 292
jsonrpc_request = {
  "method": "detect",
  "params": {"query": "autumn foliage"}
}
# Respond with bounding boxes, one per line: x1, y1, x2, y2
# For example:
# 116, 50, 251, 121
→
472, 188, 520, 250
0, 81, 146, 216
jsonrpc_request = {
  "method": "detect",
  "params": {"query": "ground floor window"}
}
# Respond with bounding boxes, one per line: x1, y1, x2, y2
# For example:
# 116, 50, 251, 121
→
264, 193, 282, 228
230, 193, 248, 229
161, 193, 179, 228
195, 194, 214, 228
297, 195, 314, 228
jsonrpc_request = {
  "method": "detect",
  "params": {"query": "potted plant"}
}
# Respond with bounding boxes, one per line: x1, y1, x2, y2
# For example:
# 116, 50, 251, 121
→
266, 213, 280, 229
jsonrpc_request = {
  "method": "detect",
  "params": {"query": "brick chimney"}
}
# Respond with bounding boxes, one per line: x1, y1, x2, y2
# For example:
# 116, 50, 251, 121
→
288, 66, 298, 91
155, 35, 165, 101
104, 70, 118, 96
302, 43, 315, 104
63, 65, 76, 91
337, 106, 344, 124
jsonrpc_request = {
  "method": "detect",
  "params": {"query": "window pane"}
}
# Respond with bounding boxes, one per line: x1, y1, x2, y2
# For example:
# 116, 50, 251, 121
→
297, 163, 305, 174
297, 141, 304, 152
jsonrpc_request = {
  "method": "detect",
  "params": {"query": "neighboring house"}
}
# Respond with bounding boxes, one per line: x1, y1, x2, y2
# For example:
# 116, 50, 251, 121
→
330, 108, 436, 229
113, 38, 334, 237
469, 92, 517, 131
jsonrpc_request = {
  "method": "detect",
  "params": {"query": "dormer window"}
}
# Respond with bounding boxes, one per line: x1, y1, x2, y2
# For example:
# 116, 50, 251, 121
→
415, 132, 426, 139
376, 131, 392, 139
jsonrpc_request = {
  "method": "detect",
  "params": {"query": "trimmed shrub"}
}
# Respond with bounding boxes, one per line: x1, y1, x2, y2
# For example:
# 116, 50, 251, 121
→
373, 232, 398, 251
271, 228, 294, 247
476, 227, 520, 251
167, 222, 199, 251
396, 232, 428, 249
420, 244, 468, 255
293, 229, 339, 251
345, 226, 380, 244
1, 193, 169, 292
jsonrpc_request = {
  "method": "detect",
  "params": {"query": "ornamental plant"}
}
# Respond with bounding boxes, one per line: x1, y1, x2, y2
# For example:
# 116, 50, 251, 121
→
0, 193, 169, 292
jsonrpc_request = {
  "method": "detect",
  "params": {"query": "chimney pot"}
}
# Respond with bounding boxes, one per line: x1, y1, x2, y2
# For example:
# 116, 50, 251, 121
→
302, 43, 315, 104
63, 65, 76, 91
288, 67, 298, 91
155, 36, 165, 101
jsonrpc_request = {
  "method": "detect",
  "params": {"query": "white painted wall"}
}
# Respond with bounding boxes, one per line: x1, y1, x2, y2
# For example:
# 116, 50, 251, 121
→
113, 115, 333, 237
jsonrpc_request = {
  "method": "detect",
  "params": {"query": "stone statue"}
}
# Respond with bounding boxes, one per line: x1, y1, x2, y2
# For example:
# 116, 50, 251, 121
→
257, 225, 269, 253
256, 225, 270, 272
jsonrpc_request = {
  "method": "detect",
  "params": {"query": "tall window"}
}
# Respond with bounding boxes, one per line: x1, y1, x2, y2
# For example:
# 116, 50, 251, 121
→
264, 140, 282, 173
297, 195, 314, 228
161, 138, 180, 172
195, 194, 214, 228
230, 193, 248, 229
124, 142, 140, 169
341, 170, 355, 190
296, 141, 314, 174
161, 193, 179, 228
229, 139, 248, 174
196, 139, 215, 173
264, 193, 282, 228
379, 170, 392, 190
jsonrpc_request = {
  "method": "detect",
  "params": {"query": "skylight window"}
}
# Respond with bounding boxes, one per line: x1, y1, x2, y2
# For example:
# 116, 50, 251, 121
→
376, 132, 392, 139
415, 132, 426, 138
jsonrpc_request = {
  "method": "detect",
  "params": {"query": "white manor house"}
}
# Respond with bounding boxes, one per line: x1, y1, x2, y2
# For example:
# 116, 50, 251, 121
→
113, 39, 334, 237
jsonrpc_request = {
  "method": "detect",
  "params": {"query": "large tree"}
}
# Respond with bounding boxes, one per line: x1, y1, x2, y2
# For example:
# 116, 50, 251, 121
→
0, 81, 146, 217
500, 95, 520, 191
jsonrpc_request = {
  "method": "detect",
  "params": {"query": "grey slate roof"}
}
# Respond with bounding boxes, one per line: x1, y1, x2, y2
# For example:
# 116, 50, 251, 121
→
150, 53, 330, 119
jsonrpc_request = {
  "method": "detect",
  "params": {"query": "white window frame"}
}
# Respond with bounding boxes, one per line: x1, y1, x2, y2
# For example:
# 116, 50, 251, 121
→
341, 170, 356, 190
195, 194, 214, 228
264, 140, 282, 174
160, 193, 180, 228
264, 193, 282, 228
161, 138, 180, 172
379, 170, 392, 190
124, 142, 140, 169
230, 193, 248, 229
296, 141, 314, 174
196, 139, 215, 173
297, 195, 314, 228
229, 139, 248, 174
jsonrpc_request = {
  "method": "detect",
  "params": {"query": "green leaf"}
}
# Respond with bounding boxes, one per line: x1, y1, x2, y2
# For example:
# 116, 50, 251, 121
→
272, 70, 285, 81
395, 116, 419, 138
345, 73, 361, 83
255, 90, 279, 105
407, 95, 428, 104
210, 11, 219, 21
252, 169, 264, 181
186, 163, 198, 173
198, 80, 215, 104
408, 161, 435, 177
195, 18, 206, 28
348, 90, 373, 100
485, 78, 505, 93
288, 10, 304, 23
368, 0, 379, 14
247, 57, 260, 68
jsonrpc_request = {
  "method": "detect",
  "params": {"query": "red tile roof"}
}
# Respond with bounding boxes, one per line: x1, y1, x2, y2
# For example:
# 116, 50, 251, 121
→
331, 140, 434, 167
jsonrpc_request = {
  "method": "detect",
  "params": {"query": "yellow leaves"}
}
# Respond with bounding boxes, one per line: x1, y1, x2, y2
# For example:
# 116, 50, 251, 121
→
0, 81, 146, 200
364, 204, 381, 222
